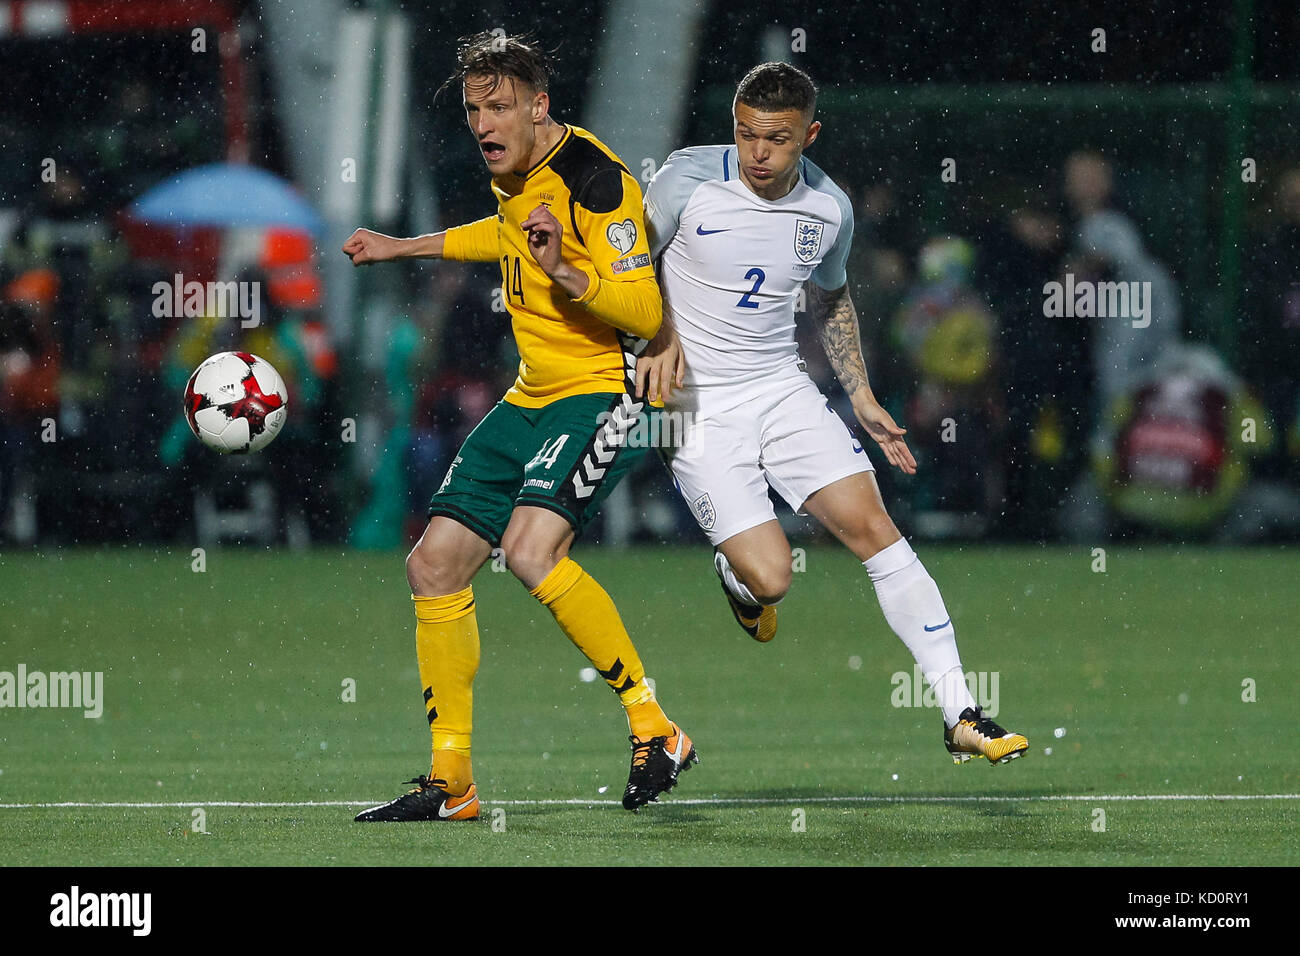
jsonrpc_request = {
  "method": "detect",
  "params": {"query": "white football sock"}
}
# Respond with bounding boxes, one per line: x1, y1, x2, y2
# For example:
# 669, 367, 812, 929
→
864, 538, 976, 727
714, 550, 762, 606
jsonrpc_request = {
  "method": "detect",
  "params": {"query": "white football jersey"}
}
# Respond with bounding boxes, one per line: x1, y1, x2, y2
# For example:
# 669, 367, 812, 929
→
645, 145, 854, 389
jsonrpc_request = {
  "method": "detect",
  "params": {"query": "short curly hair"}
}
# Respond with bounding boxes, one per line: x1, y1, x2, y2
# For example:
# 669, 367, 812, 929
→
735, 62, 818, 117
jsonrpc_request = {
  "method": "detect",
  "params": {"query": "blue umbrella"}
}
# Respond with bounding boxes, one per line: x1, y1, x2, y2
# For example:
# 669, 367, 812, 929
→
128, 163, 325, 235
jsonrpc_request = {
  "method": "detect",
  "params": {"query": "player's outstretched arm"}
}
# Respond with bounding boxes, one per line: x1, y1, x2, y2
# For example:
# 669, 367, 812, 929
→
342, 228, 446, 265
343, 215, 501, 266
808, 282, 917, 475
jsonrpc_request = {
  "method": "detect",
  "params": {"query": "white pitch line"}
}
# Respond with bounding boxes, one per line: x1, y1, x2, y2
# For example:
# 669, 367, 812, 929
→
1, 793, 1298, 809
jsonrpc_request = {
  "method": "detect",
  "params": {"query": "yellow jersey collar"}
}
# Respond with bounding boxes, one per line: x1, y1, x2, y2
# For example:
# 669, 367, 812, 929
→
521, 123, 571, 180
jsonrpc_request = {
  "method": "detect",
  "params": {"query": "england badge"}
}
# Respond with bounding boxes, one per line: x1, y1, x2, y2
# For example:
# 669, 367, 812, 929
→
692, 493, 716, 531
794, 219, 824, 263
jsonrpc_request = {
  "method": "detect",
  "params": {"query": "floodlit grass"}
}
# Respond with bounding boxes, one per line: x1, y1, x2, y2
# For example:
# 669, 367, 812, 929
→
1, 544, 1295, 866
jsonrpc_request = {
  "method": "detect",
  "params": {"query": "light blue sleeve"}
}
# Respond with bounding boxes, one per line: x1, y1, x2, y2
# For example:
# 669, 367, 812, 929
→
644, 148, 715, 260
806, 164, 855, 290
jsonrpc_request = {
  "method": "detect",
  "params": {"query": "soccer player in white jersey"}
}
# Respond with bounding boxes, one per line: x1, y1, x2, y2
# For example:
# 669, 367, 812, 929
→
637, 62, 1027, 765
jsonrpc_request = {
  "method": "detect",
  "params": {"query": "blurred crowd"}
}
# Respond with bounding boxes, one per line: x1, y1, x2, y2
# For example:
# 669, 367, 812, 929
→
3, 148, 1300, 546
829, 150, 1300, 542
0, 162, 347, 545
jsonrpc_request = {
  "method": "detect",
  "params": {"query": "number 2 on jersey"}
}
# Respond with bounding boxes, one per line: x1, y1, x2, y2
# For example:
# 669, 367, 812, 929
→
501, 255, 526, 305
736, 268, 766, 309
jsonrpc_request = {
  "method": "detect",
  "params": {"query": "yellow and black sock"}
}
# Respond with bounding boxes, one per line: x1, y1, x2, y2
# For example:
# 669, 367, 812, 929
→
530, 557, 673, 740
412, 587, 479, 796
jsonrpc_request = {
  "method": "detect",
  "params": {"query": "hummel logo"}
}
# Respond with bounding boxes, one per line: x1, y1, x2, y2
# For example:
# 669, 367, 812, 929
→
438, 792, 477, 818
574, 394, 642, 499
923, 618, 951, 632
696, 225, 730, 235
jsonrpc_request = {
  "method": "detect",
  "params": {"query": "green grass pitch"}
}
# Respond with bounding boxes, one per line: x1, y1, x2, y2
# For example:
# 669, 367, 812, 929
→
1, 544, 1296, 866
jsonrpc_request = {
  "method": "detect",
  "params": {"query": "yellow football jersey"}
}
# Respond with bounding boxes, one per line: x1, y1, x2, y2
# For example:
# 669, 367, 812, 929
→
442, 124, 661, 408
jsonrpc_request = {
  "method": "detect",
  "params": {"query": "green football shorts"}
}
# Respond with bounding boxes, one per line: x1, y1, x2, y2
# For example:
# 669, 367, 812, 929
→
427, 391, 648, 545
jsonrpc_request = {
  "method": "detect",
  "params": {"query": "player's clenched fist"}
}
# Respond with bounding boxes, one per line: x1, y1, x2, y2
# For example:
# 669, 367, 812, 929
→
521, 205, 563, 275
342, 228, 403, 266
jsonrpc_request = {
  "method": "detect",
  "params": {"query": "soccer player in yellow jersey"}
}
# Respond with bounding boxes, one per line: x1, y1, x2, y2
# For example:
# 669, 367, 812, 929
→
343, 32, 695, 820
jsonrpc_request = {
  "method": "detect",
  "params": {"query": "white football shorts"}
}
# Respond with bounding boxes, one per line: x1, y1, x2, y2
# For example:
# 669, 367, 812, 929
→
662, 369, 874, 546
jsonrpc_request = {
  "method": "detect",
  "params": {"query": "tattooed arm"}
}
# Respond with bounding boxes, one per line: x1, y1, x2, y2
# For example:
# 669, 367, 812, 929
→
807, 282, 917, 474
808, 280, 871, 396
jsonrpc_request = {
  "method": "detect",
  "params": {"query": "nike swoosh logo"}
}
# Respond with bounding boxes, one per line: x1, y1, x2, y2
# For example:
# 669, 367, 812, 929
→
670, 733, 691, 764
438, 792, 478, 818
923, 618, 951, 632
695, 225, 730, 235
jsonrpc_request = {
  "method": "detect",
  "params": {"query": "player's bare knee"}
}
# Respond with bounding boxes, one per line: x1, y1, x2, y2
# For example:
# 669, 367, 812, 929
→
404, 545, 432, 592
406, 536, 472, 595
406, 544, 447, 594
866, 512, 902, 553
747, 564, 792, 605
844, 509, 901, 559
499, 530, 562, 588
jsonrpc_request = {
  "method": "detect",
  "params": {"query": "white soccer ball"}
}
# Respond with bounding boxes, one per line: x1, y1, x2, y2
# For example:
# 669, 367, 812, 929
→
183, 351, 289, 454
